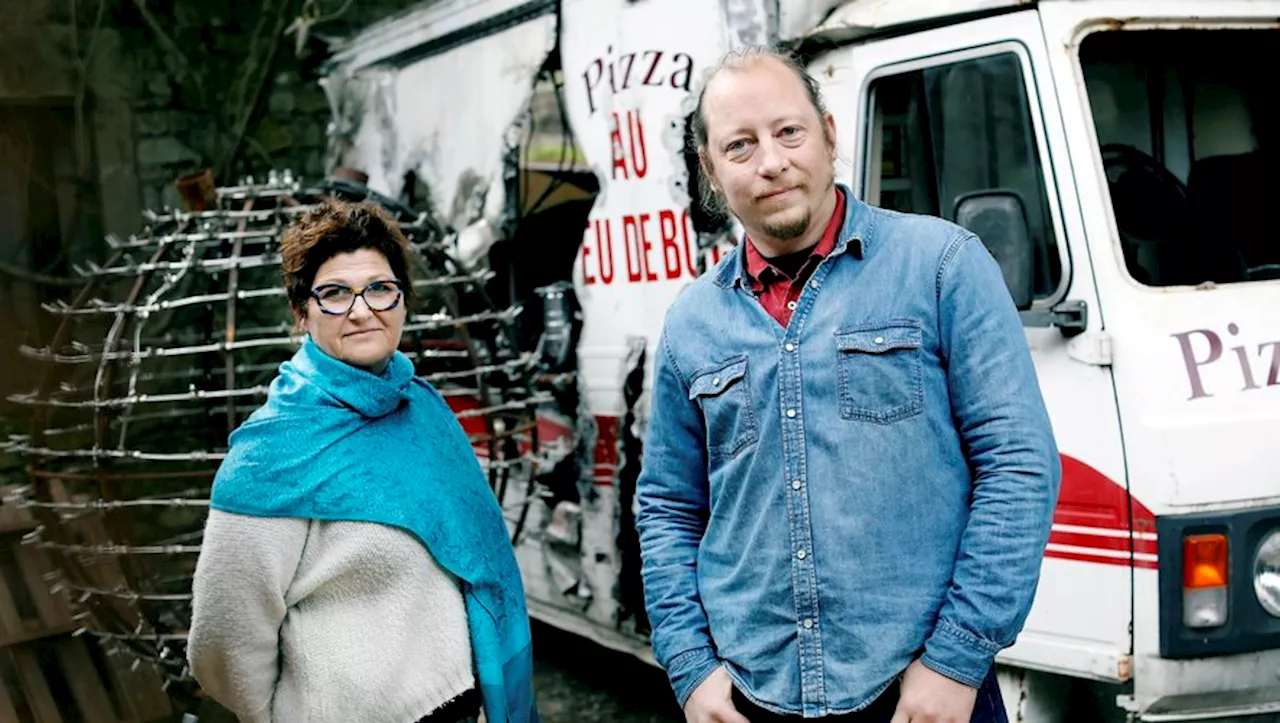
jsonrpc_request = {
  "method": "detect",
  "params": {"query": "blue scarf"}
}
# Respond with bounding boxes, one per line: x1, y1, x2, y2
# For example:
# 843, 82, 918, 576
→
210, 337, 538, 723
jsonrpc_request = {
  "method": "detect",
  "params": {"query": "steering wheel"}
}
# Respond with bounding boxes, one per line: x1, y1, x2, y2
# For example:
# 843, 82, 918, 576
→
1099, 143, 1188, 208
1098, 144, 1193, 275
1247, 263, 1280, 281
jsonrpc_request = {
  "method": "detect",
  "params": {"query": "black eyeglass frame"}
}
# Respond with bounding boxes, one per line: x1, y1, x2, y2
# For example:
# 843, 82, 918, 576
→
308, 278, 405, 316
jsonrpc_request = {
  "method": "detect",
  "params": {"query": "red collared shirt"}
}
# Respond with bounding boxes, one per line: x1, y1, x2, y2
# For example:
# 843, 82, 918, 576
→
744, 189, 847, 327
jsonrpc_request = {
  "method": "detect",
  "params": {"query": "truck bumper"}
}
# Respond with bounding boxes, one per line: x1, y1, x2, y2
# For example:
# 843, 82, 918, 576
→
1140, 686, 1280, 721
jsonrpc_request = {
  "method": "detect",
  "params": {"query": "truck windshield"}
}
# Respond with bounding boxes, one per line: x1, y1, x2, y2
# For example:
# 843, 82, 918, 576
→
1080, 29, 1278, 287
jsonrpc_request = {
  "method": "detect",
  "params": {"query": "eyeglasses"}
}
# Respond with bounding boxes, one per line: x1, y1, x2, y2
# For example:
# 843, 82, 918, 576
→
309, 279, 404, 316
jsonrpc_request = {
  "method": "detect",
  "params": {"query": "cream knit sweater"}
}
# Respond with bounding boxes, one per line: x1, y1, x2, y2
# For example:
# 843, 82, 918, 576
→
188, 509, 475, 723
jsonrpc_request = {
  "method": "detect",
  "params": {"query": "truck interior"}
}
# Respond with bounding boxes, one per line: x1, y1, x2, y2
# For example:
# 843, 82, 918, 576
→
1081, 29, 1278, 288
865, 50, 1065, 303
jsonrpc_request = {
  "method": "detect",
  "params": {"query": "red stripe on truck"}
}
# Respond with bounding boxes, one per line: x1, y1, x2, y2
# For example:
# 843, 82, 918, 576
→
1047, 454, 1158, 569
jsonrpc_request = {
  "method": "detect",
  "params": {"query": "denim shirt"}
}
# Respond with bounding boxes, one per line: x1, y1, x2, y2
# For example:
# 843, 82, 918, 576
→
636, 188, 1061, 717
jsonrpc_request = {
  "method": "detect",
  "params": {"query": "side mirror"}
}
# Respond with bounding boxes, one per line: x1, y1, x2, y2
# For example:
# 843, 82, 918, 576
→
954, 190, 1034, 311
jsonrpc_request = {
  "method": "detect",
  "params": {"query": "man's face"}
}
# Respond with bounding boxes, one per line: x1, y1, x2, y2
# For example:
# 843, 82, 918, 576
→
699, 58, 837, 248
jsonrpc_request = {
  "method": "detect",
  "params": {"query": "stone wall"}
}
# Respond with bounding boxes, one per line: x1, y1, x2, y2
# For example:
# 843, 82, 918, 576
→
2, 0, 432, 234
109, 0, 432, 216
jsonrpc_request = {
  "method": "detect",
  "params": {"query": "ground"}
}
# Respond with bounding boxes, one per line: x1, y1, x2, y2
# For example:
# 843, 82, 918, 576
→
531, 620, 683, 723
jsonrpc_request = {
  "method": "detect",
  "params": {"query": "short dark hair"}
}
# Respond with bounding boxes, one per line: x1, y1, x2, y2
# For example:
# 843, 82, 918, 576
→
280, 198, 415, 317
688, 47, 832, 216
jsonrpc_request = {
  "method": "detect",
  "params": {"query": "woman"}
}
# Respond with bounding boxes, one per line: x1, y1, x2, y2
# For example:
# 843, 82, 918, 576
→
188, 198, 538, 723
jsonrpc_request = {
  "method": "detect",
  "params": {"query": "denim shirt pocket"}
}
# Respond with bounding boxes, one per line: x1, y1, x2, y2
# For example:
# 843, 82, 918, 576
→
835, 321, 925, 424
688, 355, 758, 460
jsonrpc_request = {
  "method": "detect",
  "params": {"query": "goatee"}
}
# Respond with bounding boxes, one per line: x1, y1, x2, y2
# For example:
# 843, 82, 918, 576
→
764, 213, 811, 241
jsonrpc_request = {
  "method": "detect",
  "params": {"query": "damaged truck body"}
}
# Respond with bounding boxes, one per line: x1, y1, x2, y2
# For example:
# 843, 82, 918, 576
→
321, 1, 1280, 721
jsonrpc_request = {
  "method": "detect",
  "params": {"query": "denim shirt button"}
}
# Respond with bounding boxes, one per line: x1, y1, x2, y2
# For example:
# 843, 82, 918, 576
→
712, 376, 721, 387
874, 336, 885, 345
786, 409, 797, 418
792, 479, 802, 490
787, 301, 798, 311
796, 549, 807, 560
785, 342, 796, 352
803, 619, 814, 630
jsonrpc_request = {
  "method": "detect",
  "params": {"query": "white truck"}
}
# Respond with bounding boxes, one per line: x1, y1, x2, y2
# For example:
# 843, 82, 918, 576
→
321, 1, 1280, 720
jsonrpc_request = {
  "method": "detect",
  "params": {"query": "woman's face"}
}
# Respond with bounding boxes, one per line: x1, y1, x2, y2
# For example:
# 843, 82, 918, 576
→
300, 248, 406, 373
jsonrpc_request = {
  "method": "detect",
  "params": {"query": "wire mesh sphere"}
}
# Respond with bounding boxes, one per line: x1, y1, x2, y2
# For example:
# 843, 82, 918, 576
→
5, 171, 549, 707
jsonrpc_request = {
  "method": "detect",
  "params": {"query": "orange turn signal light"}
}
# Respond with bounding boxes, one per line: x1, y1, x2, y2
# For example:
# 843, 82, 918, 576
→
1183, 533, 1229, 589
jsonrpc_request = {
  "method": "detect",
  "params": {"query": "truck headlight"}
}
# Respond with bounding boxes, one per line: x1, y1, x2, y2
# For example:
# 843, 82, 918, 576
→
1256, 530, 1280, 618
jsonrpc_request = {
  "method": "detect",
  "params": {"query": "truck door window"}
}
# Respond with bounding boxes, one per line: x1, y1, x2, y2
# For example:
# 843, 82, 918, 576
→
866, 52, 1062, 300
1080, 29, 1278, 286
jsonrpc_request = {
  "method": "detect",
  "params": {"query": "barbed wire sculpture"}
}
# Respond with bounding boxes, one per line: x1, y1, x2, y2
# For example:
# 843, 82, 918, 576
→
3, 170, 563, 707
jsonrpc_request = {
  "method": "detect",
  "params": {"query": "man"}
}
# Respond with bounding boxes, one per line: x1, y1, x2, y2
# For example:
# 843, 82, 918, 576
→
635, 48, 1061, 723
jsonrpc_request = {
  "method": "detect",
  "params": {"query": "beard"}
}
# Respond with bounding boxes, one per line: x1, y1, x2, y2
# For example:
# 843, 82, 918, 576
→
762, 209, 811, 240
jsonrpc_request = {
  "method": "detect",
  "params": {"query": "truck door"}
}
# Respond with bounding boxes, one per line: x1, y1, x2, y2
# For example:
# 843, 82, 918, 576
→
814, 9, 1139, 685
